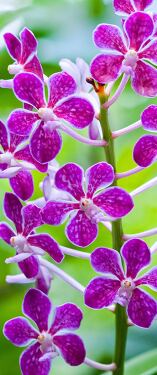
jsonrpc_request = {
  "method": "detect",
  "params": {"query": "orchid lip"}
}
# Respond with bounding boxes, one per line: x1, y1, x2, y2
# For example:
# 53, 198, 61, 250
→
38, 331, 58, 356
0, 151, 13, 165
10, 234, 27, 252
8, 63, 23, 75
38, 107, 56, 122
123, 49, 138, 70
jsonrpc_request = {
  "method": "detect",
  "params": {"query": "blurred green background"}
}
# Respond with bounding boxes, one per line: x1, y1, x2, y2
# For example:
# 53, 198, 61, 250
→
1, 1, 157, 374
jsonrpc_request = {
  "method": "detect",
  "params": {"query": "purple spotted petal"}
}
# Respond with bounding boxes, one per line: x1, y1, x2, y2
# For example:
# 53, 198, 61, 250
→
23, 288, 51, 331
113, 0, 135, 15
4, 192, 23, 233
22, 205, 42, 236
128, 288, 157, 328
135, 267, 157, 290
3, 33, 21, 61
8, 109, 39, 136
50, 303, 83, 335
139, 40, 157, 65
133, 135, 157, 167
121, 239, 151, 279
141, 105, 157, 132
19, 256, 39, 278
3, 317, 38, 347
85, 277, 120, 309
9, 133, 27, 152
48, 72, 76, 107
0, 121, 9, 151
42, 201, 79, 225
66, 210, 98, 247
14, 145, 48, 173
93, 187, 133, 218
54, 96, 94, 129
132, 60, 157, 97
0, 222, 15, 244
91, 247, 124, 280
53, 334, 86, 366
124, 12, 154, 51
20, 28, 37, 64
55, 163, 84, 201
20, 342, 51, 375
24, 55, 43, 80
10, 170, 34, 201
13, 73, 46, 109
85, 162, 114, 198
133, 0, 153, 11
36, 266, 52, 295
90, 54, 123, 84
93, 24, 127, 53
28, 234, 64, 263
30, 122, 62, 164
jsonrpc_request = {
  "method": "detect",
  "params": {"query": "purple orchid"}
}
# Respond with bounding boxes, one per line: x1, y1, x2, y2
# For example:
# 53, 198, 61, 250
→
41, 162, 134, 247
8, 71, 95, 164
4, 27, 43, 80
85, 239, 157, 328
3, 288, 86, 375
91, 11, 157, 97
133, 105, 157, 167
0, 193, 64, 278
0, 120, 47, 200
113, 0, 154, 16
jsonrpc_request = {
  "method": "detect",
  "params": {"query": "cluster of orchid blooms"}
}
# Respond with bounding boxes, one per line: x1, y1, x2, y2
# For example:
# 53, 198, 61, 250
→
2, 0, 157, 374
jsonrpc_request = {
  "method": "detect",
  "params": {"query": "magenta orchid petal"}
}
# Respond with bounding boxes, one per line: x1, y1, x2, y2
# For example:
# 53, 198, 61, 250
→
10, 170, 34, 201
19, 256, 39, 279
85, 162, 114, 198
3, 32, 21, 61
93, 187, 134, 218
113, 0, 135, 15
91, 247, 124, 280
48, 72, 77, 107
54, 96, 94, 129
93, 24, 127, 53
139, 40, 157, 65
13, 73, 45, 109
50, 303, 83, 335
131, 60, 157, 97
133, 0, 153, 10
85, 277, 120, 309
30, 122, 62, 164
133, 135, 157, 167
20, 342, 51, 375
36, 267, 52, 295
3, 317, 38, 347
8, 109, 39, 136
23, 288, 51, 331
55, 163, 84, 200
20, 28, 37, 64
22, 204, 42, 236
121, 239, 151, 279
66, 209, 98, 247
0, 120, 9, 151
0, 222, 15, 244
128, 288, 157, 328
141, 105, 157, 132
28, 234, 64, 263
135, 267, 157, 290
124, 12, 154, 51
14, 145, 48, 173
90, 54, 123, 84
42, 201, 79, 225
4, 192, 23, 233
9, 133, 27, 152
24, 55, 43, 80
53, 333, 86, 366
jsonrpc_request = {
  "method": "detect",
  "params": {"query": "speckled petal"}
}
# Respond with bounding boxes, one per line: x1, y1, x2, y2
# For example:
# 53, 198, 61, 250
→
0, 222, 15, 244
50, 303, 83, 335
3, 317, 38, 346
8, 109, 39, 136
10, 170, 34, 201
66, 210, 98, 247
48, 72, 76, 107
133, 0, 153, 11
113, 0, 135, 15
42, 201, 79, 225
85, 162, 114, 198
13, 73, 46, 108
139, 40, 157, 65
133, 135, 157, 167
20, 28, 37, 64
93, 187, 134, 218
22, 205, 42, 236
9, 133, 27, 152
3, 32, 21, 61
23, 288, 51, 331
28, 234, 64, 263
4, 192, 23, 233
85, 277, 120, 308
53, 334, 86, 366
128, 288, 157, 328
20, 342, 51, 375
121, 239, 151, 279
55, 163, 84, 200
14, 145, 48, 173
135, 267, 157, 290
19, 256, 39, 278
90, 54, 123, 84
24, 55, 43, 80
54, 96, 94, 128
91, 247, 124, 280
141, 105, 157, 132
0, 121, 9, 151
93, 24, 127, 53
124, 12, 154, 51
132, 60, 157, 97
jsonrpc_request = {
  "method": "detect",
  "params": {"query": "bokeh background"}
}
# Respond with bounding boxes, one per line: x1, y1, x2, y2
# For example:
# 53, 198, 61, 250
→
1, 1, 157, 374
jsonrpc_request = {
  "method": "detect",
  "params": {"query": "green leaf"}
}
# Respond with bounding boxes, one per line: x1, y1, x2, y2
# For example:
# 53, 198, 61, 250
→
124, 349, 157, 375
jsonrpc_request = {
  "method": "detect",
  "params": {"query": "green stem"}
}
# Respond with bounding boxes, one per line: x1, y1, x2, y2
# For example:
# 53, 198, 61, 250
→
99, 91, 128, 375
